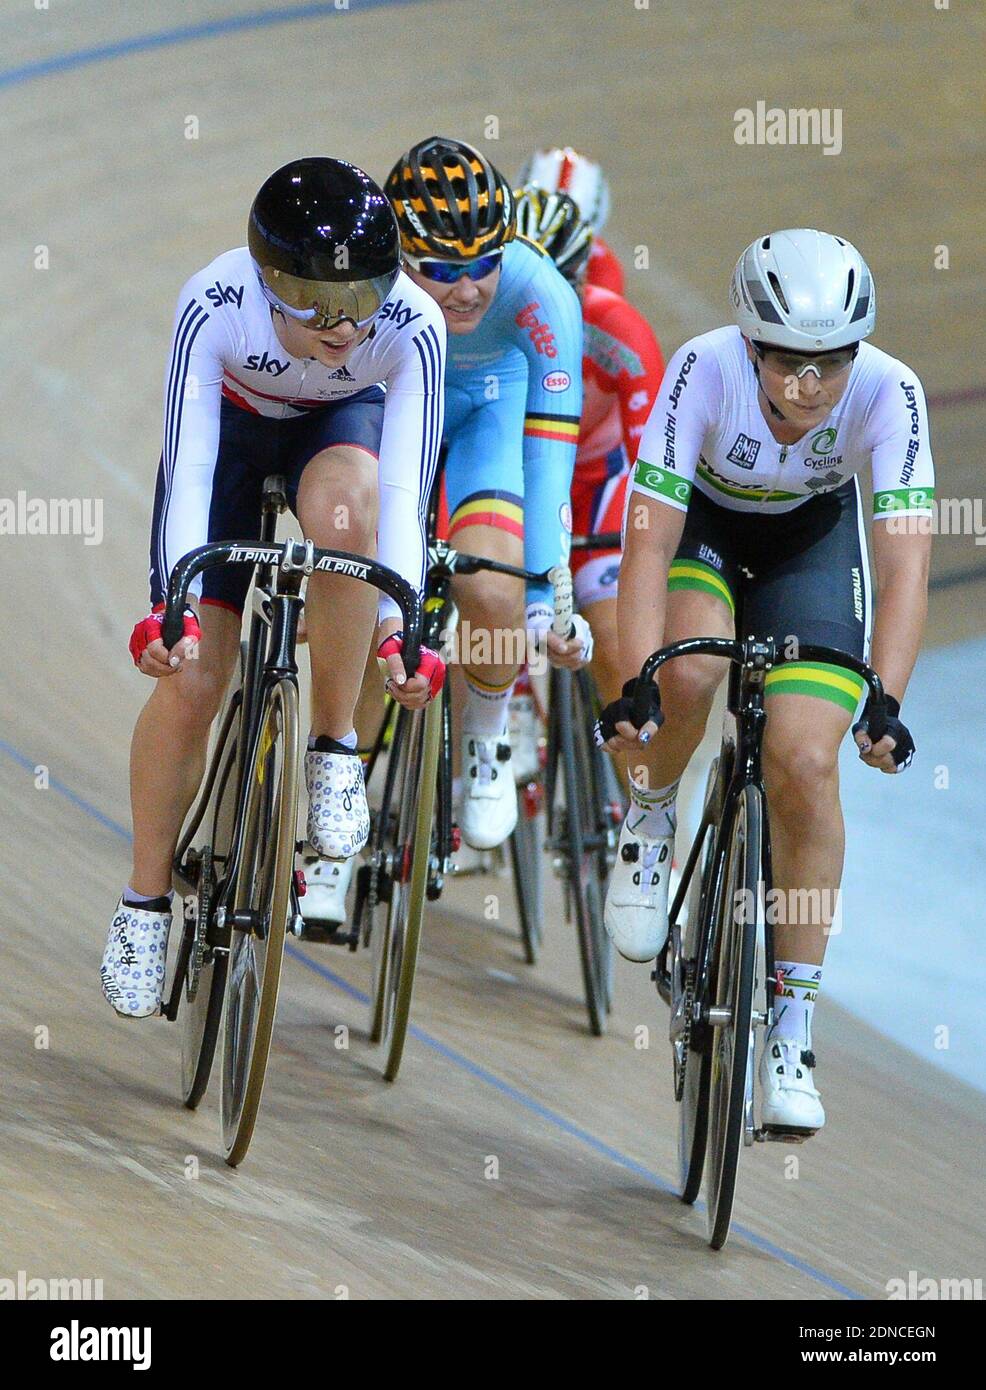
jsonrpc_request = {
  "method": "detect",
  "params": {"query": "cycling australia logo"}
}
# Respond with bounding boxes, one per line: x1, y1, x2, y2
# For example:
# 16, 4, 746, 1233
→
805, 426, 843, 470
726, 433, 761, 469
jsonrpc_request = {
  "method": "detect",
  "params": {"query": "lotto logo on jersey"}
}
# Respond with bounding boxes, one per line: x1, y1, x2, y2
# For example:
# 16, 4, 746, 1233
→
542, 369, 571, 392
726, 433, 761, 469
516, 302, 558, 358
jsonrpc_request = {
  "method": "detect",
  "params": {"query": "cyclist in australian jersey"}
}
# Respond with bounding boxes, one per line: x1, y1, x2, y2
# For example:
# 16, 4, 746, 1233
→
514, 185, 665, 705
597, 229, 933, 1136
100, 158, 446, 1020
385, 137, 591, 853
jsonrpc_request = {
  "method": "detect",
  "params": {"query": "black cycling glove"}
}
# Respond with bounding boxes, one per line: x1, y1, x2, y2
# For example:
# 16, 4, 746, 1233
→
594, 678, 664, 746
852, 694, 915, 771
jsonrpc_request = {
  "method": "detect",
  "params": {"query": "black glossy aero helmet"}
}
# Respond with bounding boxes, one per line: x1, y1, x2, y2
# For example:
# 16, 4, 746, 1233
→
248, 157, 401, 330
385, 136, 516, 260
514, 185, 594, 286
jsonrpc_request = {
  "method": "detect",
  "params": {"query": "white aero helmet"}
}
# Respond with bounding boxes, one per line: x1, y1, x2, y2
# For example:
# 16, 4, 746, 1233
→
516, 147, 611, 232
731, 228, 876, 352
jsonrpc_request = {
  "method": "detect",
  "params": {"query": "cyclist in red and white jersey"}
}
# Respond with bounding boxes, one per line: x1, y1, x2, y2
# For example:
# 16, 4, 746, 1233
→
514, 188, 665, 703
100, 159, 446, 1019
517, 147, 625, 295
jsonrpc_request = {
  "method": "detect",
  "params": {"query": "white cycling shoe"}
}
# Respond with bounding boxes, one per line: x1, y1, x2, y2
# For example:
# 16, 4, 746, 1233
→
459, 734, 518, 850
301, 851, 354, 927
100, 898, 172, 1018
603, 819, 674, 962
760, 1036, 825, 1137
305, 742, 370, 860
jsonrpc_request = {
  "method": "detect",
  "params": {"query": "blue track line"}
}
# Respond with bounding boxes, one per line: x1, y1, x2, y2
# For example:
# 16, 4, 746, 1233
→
0, 732, 861, 1295
0, 0, 430, 91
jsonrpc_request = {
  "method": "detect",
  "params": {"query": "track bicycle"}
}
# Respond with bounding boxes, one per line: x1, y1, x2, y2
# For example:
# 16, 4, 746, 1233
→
508, 531, 627, 1034
348, 536, 575, 1073
159, 474, 424, 1165
630, 630, 888, 1247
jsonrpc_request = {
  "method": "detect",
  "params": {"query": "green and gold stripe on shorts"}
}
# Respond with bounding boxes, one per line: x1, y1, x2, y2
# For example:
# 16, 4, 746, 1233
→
764, 660, 866, 713
667, 558, 735, 615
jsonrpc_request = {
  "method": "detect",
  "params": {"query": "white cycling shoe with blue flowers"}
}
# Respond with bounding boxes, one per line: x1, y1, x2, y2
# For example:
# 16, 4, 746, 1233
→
305, 740, 370, 861
100, 898, 172, 1018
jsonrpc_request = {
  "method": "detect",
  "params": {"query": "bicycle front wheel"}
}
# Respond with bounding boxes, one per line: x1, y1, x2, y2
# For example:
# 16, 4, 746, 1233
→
379, 693, 442, 1081
177, 643, 245, 1109
705, 782, 762, 1249
220, 677, 300, 1166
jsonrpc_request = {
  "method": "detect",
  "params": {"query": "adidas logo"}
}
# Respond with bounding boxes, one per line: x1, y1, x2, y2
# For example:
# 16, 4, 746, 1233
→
325, 365, 355, 381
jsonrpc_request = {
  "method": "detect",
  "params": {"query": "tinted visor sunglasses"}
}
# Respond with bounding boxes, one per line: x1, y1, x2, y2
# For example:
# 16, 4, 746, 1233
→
254, 262, 399, 331
754, 341, 860, 379
404, 251, 503, 284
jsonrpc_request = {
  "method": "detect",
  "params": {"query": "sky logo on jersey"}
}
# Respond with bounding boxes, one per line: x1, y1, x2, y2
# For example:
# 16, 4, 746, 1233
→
542, 369, 571, 392
377, 298, 421, 330
205, 282, 244, 310
726, 433, 761, 468
810, 427, 838, 454
667, 351, 698, 410
244, 351, 289, 376
515, 302, 558, 358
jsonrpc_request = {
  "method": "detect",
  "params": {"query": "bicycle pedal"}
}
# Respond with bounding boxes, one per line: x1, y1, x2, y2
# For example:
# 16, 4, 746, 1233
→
294, 919, 349, 945
760, 1125, 816, 1145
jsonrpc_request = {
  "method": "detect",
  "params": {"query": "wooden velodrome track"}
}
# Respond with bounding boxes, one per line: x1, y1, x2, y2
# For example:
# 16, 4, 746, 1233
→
1, 1, 983, 1299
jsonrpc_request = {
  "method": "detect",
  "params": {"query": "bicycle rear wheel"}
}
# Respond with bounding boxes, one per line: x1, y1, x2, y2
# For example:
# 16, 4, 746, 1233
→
551, 668, 612, 1036
176, 645, 245, 1109
220, 677, 300, 1166
705, 783, 762, 1249
378, 694, 442, 1081
509, 779, 545, 964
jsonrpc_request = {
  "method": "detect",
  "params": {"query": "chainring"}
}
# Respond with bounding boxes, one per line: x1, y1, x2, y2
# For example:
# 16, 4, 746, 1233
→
185, 847, 214, 1004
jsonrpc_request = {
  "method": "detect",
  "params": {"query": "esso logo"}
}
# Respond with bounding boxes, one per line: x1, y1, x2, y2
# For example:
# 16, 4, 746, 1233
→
559, 502, 573, 533
542, 370, 571, 393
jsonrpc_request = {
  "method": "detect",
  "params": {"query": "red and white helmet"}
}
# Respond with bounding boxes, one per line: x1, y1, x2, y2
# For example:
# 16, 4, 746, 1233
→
516, 147, 610, 232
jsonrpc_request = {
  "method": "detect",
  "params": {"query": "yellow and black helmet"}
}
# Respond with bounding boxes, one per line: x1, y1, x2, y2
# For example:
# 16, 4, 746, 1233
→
514, 185, 594, 286
385, 136, 516, 260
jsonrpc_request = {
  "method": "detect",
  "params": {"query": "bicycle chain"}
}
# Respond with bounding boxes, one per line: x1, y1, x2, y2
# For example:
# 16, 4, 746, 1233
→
674, 962, 697, 1103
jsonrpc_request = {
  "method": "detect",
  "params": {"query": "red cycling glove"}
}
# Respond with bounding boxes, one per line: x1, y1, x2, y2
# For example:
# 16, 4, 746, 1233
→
129, 602, 202, 667
377, 631, 446, 700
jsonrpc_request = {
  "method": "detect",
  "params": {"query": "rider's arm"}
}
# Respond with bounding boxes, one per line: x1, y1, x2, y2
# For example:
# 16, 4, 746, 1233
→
515, 262, 584, 609
600, 297, 666, 465
150, 282, 229, 605
617, 495, 686, 685
375, 307, 447, 627
620, 337, 720, 682
867, 368, 935, 702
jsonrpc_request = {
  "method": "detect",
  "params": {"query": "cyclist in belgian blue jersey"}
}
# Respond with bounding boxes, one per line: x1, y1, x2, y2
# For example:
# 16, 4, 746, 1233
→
385, 137, 591, 851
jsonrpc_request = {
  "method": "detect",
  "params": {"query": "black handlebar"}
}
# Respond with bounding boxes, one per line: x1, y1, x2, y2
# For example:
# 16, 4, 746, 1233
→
631, 637, 888, 742
162, 539, 424, 675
